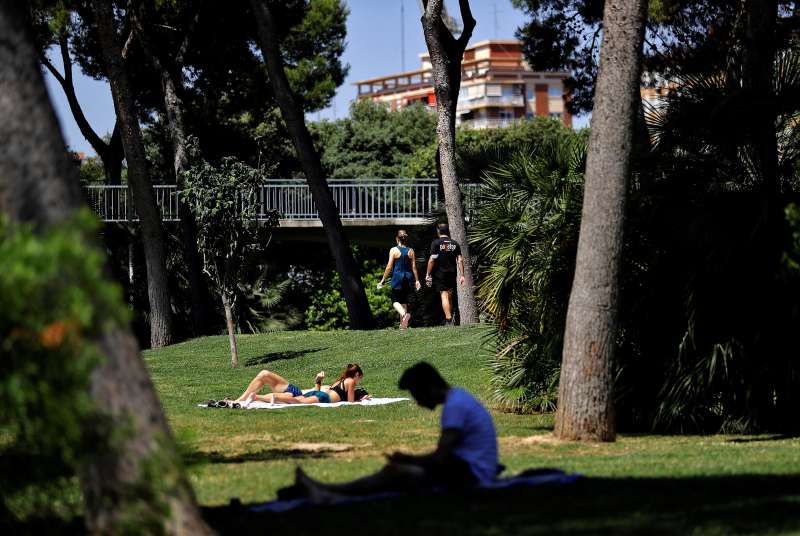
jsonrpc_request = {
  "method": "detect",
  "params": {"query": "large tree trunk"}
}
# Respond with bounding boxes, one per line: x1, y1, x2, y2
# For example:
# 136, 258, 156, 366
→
420, 0, 479, 325
249, 0, 374, 329
92, 0, 174, 347
133, 11, 213, 336
554, 0, 648, 442
221, 292, 239, 368
0, 4, 213, 533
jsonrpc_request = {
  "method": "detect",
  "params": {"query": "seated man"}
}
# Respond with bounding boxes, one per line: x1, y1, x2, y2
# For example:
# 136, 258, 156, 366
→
290, 361, 499, 503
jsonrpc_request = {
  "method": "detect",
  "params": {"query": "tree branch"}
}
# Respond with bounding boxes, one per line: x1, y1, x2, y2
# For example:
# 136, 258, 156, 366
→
41, 35, 109, 157
176, 2, 203, 65
58, 32, 73, 85
456, 0, 476, 50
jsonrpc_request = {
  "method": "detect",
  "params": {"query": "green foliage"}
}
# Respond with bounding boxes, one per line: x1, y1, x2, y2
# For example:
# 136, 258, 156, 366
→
181, 151, 279, 319
469, 136, 586, 412
77, 156, 107, 185
784, 203, 800, 273
0, 211, 127, 521
283, 0, 350, 112
312, 99, 437, 178
399, 116, 579, 180
304, 260, 395, 330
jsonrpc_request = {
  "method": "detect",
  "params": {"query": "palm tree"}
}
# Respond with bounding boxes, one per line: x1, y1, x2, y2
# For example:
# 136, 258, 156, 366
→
470, 139, 586, 412
642, 45, 800, 433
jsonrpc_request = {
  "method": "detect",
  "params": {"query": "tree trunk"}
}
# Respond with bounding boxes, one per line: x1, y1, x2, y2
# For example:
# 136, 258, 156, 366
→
554, 0, 648, 442
0, 4, 213, 533
420, 0, 479, 324
249, 0, 374, 329
92, 0, 174, 348
222, 292, 239, 368
133, 13, 213, 336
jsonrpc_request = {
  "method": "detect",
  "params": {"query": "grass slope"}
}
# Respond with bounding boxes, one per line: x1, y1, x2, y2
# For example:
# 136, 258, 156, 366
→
145, 326, 800, 535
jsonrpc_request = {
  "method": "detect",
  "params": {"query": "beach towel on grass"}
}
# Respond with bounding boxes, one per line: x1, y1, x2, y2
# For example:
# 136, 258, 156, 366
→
250, 468, 582, 513
199, 397, 409, 409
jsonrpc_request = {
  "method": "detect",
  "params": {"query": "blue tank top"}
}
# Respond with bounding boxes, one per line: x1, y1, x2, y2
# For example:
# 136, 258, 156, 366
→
390, 246, 414, 288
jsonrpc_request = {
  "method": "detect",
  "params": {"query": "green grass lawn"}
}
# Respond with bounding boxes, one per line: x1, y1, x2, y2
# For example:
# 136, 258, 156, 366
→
146, 326, 800, 535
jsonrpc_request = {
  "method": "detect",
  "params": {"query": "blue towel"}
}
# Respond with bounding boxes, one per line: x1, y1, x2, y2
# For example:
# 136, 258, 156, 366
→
250, 468, 582, 513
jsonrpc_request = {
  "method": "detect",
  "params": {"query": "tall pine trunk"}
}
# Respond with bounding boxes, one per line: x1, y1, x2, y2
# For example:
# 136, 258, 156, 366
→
133, 12, 212, 336
0, 4, 212, 533
249, 0, 374, 329
554, 0, 648, 442
420, 0, 479, 325
92, 0, 174, 347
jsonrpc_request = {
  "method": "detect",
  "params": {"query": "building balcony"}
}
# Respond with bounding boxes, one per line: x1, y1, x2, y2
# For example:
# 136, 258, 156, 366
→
457, 117, 523, 129
456, 95, 524, 111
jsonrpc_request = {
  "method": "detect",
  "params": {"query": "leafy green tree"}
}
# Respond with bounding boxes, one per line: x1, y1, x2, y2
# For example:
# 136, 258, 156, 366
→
401, 116, 580, 180
312, 99, 437, 178
511, 0, 796, 114
181, 155, 279, 367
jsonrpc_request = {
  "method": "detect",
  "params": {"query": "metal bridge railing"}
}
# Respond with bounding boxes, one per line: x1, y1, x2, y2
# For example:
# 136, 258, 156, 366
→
83, 179, 481, 223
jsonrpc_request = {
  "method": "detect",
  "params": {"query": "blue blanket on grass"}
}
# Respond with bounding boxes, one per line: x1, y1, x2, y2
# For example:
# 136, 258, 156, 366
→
251, 468, 582, 513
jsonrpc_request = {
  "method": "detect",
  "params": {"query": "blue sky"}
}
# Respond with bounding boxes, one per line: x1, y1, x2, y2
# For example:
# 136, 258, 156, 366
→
44, 0, 587, 156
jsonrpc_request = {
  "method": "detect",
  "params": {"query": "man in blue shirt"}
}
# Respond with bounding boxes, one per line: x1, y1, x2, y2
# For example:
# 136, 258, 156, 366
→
289, 362, 499, 503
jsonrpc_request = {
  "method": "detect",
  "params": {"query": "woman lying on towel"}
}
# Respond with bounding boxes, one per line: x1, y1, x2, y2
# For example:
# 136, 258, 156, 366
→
232, 364, 370, 406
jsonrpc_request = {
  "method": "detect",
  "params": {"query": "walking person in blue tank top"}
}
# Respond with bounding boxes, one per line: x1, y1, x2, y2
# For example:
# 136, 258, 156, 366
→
378, 229, 421, 330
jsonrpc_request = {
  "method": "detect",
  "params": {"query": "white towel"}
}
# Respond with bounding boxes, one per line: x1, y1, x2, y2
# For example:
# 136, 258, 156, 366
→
199, 397, 410, 409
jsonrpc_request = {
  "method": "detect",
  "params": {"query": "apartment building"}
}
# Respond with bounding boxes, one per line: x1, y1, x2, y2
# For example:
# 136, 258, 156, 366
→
353, 39, 572, 129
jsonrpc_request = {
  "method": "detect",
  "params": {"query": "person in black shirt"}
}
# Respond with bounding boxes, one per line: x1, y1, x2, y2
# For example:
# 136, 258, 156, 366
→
425, 223, 465, 326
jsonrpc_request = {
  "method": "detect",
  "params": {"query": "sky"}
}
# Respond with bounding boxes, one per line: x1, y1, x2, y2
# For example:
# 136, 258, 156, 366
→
44, 0, 588, 156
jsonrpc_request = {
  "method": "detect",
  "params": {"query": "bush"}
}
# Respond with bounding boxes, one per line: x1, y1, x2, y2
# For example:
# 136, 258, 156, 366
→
304, 260, 396, 330
0, 212, 127, 521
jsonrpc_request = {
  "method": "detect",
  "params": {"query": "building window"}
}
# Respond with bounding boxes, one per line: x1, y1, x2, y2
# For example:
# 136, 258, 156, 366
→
526, 112, 534, 119
549, 112, 562, 119
548, 85, 562, 97
487, 84, 502, 97
527, 87, 534, 100
502, 85, 515, 97
499, 109, 514, 119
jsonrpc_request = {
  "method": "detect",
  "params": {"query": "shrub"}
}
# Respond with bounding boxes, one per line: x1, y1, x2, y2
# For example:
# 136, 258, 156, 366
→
304, 260, 396, 330
0, 212, 127, 521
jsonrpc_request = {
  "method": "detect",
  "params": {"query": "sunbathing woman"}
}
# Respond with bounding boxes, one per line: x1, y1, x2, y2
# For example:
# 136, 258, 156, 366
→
234, 364, 367, 405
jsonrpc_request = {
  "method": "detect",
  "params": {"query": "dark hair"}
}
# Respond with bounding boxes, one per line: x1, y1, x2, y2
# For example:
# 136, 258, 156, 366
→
354, 387, 369, 401
436, 223, 450, 236
398, 362, 449, 391
335, 363, 363, 384
396, 229, 409, 245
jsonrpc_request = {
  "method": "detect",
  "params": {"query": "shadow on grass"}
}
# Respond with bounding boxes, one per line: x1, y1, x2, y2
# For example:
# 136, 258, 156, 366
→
203, 473, 800, 535
727, 433, 800, 443
243, 348, 327, 367
185, 448, 333, 466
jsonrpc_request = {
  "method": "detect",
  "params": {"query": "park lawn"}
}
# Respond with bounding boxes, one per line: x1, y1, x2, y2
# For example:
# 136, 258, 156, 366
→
146, 326, 800, 535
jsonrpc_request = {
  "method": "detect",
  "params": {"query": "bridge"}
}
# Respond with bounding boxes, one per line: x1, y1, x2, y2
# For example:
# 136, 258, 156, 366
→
83, 179, 480, 245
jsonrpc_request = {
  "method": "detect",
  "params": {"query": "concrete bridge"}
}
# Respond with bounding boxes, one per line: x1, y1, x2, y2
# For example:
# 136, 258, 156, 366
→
83, 179, 480, 245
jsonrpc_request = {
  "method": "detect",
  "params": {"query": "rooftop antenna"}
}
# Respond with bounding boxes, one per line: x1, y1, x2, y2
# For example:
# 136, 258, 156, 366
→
493, 2, 501, 38
416, 0, 461, 35
401, 0, 405, 71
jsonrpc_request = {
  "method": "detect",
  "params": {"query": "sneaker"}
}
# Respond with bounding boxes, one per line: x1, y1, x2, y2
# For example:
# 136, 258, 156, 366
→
400, 313, 411, 330
444, 318, 454, 327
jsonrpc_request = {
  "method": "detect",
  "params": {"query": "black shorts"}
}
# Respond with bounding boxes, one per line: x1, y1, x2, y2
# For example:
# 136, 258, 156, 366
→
391, 285, 412, 304
433, 271, 457, 293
